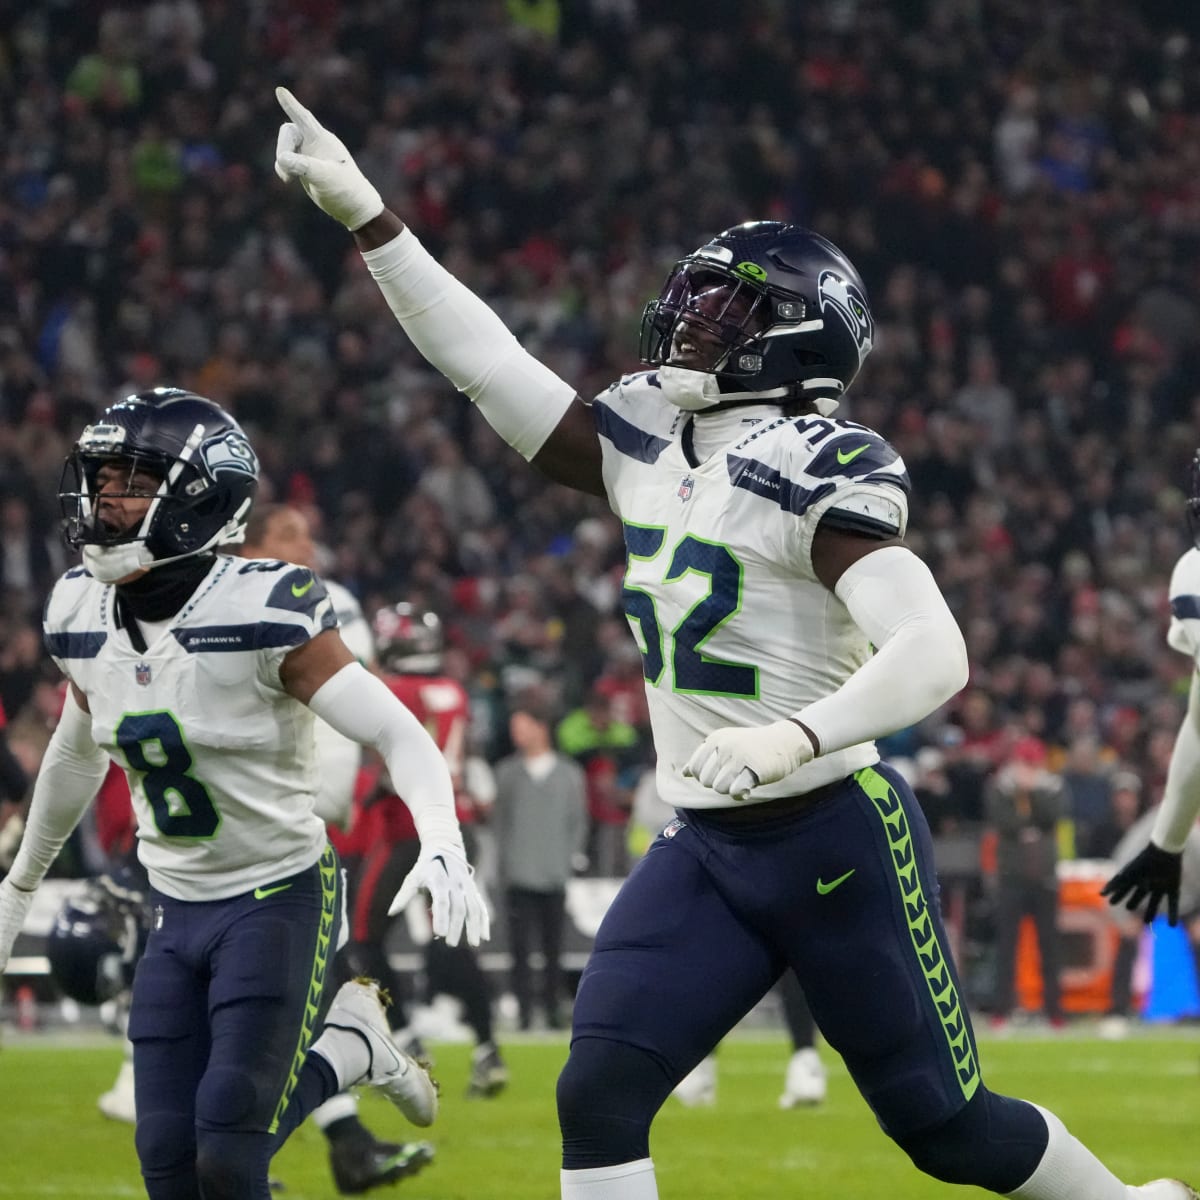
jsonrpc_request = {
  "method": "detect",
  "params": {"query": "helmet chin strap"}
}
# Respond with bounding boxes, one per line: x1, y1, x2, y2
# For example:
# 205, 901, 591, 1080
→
659, 365, 841, 416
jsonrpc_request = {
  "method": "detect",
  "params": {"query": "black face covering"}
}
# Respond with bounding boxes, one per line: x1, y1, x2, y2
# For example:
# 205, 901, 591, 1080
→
114, 555, 216, 649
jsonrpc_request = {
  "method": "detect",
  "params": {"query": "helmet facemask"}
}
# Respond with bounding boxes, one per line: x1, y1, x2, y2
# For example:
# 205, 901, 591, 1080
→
640, 223, 874, 416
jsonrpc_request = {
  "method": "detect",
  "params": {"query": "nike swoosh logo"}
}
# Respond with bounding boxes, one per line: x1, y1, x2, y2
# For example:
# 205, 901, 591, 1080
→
254, 883, 293, 900
291, 577, 315, 597
836, 443, 871, 465
816, 869, 856, 895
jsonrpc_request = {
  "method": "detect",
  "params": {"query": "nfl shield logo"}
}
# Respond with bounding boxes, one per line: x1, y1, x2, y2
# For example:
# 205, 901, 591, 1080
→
135, 662, 152, 686
677, 474, 694, 503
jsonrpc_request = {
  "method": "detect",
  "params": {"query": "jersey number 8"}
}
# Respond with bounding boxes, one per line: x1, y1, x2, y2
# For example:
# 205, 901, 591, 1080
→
116, 711, 222, 839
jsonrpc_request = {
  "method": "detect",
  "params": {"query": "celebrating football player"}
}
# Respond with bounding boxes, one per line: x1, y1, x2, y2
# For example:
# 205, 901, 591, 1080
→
0, 388, 488, 1200
1103, 450, 1200, 940
239, 502, 437, 1193
275, 89, 1195, 1200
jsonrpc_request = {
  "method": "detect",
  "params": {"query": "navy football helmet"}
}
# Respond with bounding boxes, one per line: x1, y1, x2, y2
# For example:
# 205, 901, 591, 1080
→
60, 388, 259, 579
372, 602, 444, 674
639, 221, 874, 413
46, 873, 152, 1006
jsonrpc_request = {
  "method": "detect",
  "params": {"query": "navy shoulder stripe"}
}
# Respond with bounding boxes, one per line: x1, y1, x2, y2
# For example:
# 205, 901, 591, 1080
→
726, 455, 835, 517
819, 509, 900, 539
267, 567, 330, 616
1172, 595, 1200, 621
593, 401, 671, 464
44, 631, 107, 659
862, 470, 912, 494
808, 436, 899, 480
173, 623, 314, 653
174, 625, 258, 653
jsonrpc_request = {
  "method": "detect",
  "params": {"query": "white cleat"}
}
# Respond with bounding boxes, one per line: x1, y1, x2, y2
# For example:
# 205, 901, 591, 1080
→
779, 1047, 827, 1108
97, 1059, 137, 1124
1131, 1182, 1200, 1199
673, 1054, 717, 1107
323, 979, 438, 1127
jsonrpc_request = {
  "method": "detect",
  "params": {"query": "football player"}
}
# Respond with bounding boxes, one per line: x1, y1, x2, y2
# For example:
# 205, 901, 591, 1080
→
275, 91, 1195, 1200
0, 388, 488, 1200
239, 503, 435, 1194
1103, 448, 1200, 955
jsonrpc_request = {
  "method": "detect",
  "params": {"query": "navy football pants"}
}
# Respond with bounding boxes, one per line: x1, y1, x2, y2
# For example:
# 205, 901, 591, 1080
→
129, 845, 343, 1200
560, 765, 1046, 1189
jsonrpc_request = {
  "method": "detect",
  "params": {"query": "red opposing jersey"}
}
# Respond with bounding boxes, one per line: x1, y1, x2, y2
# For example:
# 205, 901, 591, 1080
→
335, 672, 474, 854
385, 674, 470, 790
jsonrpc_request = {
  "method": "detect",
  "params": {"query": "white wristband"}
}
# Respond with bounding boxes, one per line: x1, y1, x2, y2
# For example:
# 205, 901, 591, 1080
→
362, 230, 576, 460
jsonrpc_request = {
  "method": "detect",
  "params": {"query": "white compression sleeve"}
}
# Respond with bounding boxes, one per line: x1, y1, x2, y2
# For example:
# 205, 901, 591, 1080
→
306, 662, 464, 851
1151, 671, 1200, 853
361, 229, 577, 460
9, 689, 111, 891
797, 546, 969, 756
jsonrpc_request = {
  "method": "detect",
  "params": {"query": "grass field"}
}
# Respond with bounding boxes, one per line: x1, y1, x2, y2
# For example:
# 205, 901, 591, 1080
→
2, 1028, 1198, 1198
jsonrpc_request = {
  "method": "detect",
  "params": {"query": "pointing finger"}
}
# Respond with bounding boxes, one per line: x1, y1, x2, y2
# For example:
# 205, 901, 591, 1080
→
275, 86, 322, 136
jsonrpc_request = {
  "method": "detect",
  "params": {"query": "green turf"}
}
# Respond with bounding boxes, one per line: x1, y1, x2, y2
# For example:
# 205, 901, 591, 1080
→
1, 1029, 1197, 1198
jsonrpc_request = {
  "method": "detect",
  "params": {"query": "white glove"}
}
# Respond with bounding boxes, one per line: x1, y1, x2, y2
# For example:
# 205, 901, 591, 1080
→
683, 720, 816, 801
274, 86, 384, 231
0, 877, 35, 973
388, 845, 490, 949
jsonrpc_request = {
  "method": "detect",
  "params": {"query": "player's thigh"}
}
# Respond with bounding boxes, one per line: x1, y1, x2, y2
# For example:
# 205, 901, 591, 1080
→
199, 847, 342, 1133
129, 929, 209, 1128
572, 832, 777, 1081
791, 764, 981, 1137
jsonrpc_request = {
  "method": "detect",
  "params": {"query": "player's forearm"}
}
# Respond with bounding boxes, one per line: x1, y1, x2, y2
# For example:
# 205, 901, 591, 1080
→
307, 663, 465, 850
356, 224, 577, 460
798, 546, 969, 756
1152, 672, 1200, 853
8, 690, 109, 891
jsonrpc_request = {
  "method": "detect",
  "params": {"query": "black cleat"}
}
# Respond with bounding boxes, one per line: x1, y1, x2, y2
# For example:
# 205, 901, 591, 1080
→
329, 1136, 435, 1195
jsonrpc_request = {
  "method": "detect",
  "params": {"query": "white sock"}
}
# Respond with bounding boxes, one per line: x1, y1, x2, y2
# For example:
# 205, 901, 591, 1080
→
1005, 1105, 1128, 1199
310, 1027, 371, 1091
561, 1159, 658, 1199
310, 1092, 360, 1131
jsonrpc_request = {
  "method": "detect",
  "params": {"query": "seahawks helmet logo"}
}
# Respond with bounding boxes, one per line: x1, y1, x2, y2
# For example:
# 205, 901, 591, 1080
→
201, 430, 258, 478
818, 270, 874, 367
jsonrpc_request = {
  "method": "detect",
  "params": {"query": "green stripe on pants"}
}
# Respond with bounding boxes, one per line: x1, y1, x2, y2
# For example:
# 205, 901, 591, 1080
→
268, 844, 339, 1134
855, 766, 980, 1102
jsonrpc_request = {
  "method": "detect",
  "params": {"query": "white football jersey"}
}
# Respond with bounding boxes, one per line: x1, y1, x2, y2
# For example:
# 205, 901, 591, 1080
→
595, 371, 911, 809
44, 555, 336, 900
1167, 547, 1200, 662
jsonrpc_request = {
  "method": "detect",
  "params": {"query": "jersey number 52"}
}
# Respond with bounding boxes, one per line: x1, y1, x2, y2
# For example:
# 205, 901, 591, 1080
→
621, 524, 758, 699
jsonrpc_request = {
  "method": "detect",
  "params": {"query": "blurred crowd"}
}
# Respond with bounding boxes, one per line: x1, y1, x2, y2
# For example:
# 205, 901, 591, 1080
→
1, 0, 1200, 886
